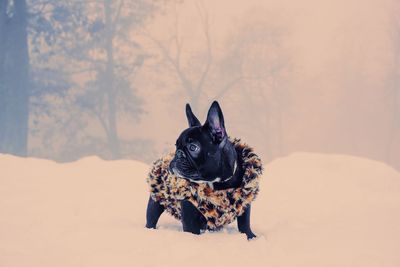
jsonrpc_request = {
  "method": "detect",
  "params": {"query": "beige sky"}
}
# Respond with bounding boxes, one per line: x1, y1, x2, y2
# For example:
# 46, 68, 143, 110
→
133, 0, 396, 157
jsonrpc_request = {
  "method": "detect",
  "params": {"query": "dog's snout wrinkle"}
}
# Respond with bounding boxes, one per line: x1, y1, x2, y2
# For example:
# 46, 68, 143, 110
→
176, 149, 186, 158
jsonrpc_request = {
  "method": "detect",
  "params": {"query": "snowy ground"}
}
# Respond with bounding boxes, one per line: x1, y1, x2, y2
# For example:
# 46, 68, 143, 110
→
1, 153, 400, 267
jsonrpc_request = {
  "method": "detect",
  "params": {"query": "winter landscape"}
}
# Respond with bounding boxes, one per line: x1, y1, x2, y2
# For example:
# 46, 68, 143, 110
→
1, 0, 400, 266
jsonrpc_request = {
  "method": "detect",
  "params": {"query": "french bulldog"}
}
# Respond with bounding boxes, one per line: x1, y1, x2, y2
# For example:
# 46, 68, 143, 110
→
145, 101, 257, 239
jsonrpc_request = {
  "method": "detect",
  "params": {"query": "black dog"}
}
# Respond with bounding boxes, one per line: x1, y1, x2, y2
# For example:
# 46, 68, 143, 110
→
146, 101, 259, 240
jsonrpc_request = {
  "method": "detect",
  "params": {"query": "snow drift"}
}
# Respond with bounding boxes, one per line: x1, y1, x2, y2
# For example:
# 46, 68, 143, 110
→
1, 153, 399, 267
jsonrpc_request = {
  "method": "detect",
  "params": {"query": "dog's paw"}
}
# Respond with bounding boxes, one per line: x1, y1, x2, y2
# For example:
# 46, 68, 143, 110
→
246, 232, 257, 240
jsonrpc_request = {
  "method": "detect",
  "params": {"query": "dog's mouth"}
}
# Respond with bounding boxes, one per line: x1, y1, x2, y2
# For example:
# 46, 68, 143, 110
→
169, 160, 224, 184
169, 159, 202, 180
170, 156, 225, 184
171, 167, 222, 183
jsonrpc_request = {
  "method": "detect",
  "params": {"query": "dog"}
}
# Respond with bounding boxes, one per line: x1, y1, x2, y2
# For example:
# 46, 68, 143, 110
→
145, 101, 262, 240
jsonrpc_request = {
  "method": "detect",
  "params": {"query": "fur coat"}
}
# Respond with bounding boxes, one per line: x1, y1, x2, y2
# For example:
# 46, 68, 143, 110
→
147, 138, 263, 230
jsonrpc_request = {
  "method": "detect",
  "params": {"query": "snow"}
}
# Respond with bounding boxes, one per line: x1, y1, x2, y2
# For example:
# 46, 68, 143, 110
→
1, 153, 400, 267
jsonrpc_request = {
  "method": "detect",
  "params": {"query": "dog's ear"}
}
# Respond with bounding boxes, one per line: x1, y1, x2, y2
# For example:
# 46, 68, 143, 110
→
186, 104, 201, 127
205, 101, 226, 143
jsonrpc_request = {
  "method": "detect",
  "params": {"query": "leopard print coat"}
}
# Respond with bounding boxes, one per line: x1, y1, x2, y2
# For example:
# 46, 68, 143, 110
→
146, 138, 263, 230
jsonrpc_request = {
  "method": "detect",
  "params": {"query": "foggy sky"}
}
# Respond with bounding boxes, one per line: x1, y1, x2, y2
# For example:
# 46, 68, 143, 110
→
25, 0, 400, 170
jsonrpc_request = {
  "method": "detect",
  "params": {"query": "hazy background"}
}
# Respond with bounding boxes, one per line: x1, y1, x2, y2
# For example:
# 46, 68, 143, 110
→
1, 0, 399, 170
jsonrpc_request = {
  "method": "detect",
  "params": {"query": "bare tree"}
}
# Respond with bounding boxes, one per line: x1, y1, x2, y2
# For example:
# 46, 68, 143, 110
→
143, 0, 241, 113
102, 0, 123, 158
28, 0, 158, 160
220, 10, 291, 159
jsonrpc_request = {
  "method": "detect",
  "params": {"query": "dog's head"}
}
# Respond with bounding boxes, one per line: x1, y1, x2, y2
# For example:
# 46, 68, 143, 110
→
169, 101, 238, 183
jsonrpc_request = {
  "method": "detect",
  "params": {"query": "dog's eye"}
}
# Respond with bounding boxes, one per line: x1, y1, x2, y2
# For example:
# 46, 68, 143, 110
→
188, 143, 199, 152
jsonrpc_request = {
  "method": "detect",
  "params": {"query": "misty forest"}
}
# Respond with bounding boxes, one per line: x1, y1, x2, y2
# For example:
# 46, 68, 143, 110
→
1, 0, 399, 171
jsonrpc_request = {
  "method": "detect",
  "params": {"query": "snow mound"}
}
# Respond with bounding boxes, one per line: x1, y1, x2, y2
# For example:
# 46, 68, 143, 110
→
1, 153, 399, 267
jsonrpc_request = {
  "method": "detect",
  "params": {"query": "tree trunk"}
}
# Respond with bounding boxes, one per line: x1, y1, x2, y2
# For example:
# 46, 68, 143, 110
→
104, 0, 120, 159
0, 0, 30, 156
0, 1, 7, 142
0, 1, 6, 67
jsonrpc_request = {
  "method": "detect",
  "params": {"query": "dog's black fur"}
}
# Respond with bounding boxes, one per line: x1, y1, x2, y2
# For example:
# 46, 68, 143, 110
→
146, 101, 256, 240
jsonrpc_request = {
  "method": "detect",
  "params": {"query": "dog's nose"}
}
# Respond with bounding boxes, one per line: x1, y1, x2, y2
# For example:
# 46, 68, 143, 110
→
176, 149, 186, 159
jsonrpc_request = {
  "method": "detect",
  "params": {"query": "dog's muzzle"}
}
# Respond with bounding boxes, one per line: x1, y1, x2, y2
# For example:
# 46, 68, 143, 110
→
169, 149, 201, 180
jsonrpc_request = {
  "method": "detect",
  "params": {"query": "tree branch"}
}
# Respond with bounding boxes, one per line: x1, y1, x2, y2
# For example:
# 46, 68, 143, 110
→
214, 76, 244, 100
194, 0, 212, 96
142, 29, 193, 95
111, 0, 124, 35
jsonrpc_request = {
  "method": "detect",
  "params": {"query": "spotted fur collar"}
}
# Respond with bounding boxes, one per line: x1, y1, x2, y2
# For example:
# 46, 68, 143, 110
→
147, 138, 263, 230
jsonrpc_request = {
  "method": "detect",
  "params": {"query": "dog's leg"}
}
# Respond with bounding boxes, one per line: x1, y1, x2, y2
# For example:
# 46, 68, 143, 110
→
237, 204, 257, 240
145, 196, 165, 229
180, 200, 206, 235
